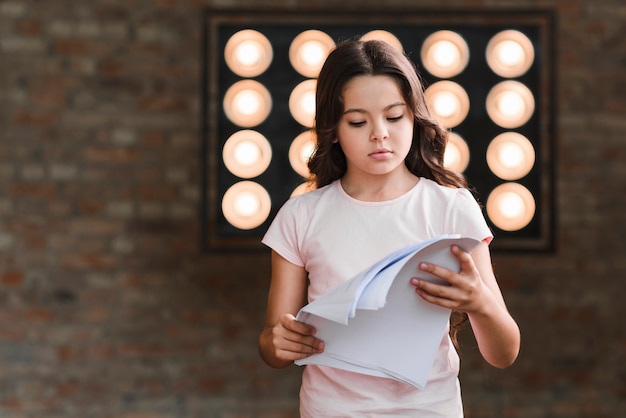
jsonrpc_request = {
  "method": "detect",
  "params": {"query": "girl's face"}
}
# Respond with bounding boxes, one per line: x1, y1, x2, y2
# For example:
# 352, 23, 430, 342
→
336, 75, 415, 181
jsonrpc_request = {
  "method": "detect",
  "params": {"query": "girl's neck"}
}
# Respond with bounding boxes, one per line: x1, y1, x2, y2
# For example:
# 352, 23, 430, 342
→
340, 170, 419, 202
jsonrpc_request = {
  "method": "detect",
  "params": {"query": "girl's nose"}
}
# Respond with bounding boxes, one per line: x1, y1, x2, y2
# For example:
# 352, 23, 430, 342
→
370, 121, 389, 141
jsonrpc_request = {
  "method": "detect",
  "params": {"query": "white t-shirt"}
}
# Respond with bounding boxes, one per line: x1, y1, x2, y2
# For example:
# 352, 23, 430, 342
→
262, 178, 493, 417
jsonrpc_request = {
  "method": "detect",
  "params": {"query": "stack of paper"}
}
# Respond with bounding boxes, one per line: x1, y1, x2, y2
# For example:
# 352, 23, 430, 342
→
295, 235, 480, 389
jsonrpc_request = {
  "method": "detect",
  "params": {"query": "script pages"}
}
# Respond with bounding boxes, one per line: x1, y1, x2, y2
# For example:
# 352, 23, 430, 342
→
295, 235, 481, 390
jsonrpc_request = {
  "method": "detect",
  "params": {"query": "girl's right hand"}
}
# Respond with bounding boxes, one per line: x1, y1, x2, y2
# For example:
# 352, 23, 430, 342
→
268, 313, 325, 363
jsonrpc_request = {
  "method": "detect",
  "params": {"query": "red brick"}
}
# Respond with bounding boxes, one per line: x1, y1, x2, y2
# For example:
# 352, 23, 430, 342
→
16, 19, 44, 36
11, 109, 59, 126
1, 270, 24, 287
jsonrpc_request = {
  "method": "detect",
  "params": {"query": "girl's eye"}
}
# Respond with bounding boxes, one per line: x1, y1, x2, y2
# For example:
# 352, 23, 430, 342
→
388, 115, 403, 122
348, 121, 366, 127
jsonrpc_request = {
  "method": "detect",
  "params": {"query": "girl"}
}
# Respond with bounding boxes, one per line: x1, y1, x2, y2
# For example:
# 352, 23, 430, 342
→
259, 39, 520, 417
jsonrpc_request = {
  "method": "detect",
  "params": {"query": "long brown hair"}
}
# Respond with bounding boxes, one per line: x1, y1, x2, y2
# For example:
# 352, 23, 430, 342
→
308, 39, 470, 348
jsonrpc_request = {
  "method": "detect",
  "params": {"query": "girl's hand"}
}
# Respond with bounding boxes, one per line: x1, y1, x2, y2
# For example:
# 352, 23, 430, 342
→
410, 245, 489, 315
410, 243, 520, 368
265, 313, 324, 364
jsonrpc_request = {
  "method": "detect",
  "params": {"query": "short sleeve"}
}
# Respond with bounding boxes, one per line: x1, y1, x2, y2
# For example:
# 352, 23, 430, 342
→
446, 188, 494, 244
261, 198, 306, 267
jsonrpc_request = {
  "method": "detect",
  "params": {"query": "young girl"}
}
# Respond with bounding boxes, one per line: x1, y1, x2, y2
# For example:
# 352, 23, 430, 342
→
259, 39, 520, 417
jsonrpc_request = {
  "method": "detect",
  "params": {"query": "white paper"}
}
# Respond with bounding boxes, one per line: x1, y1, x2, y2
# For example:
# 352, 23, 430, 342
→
295, 235, 481, 390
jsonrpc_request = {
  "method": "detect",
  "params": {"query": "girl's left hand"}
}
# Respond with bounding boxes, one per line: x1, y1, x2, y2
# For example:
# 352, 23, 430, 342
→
410, 245, 488, 315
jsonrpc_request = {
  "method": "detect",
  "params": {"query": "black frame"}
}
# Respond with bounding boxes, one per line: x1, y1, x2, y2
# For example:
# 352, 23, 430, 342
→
200, 8, 556, 252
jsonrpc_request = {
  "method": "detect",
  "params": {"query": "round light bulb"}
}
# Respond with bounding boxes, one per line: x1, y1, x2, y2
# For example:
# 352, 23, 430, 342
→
433, 92, 459, 118
234, 90, 261, 116
300, 40, 326, 68
444, 132, 470, 173
234, 191, 260, 217
221, 181, 271, 230
222, 130, 272, 178
424, 81, 469, 128
235, 40, 262, 67
486, 81, 534, 129
496, 40, 525, 67
486, 182, 535, 231
233, 140, 260, 167
421, 30, 469, 78
223, 80, 272, 127
289, 30, 335, 78
486, 30, 534, 78
224, 29, 273, 77
486, 132, 535, 181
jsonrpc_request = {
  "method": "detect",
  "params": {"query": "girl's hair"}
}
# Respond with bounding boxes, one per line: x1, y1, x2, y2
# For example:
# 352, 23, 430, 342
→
308, 39, 469, 348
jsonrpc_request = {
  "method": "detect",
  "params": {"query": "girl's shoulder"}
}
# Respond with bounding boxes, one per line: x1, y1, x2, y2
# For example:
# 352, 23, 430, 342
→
417, 178, 480, 210
418, 177, 471, 198
276, 180, 338, 215
288, 180, 337, 203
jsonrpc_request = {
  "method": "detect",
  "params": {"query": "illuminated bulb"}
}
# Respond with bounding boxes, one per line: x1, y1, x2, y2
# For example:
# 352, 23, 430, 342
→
223, 130, 272, 178
223, 80, 272, 127
234, 191, 260, 217
233, 140, 260, 167
498, 143, 524, 168
431, 40, 458, 68
224, 29, 273, 77
221, 181, 271, 230
302, 91, 316, 115
486, 81, 534, 129
486, 182, 535, 231
496, 40, 525, 67
300, 41, 326, 67
300, 142, 315, 162
290, 30, 335, 78
433, 92, 459, 118
486, 30, 534, 78
497, 91, 526, 118
444, 132, 470, 173
445, 145, 461, 168
424, 81, 469, 128
498, 192, 525, 219
289, 79, 317, 127
235, 40, 262, 67
421, 30, 469, 78
289, 131, 316, 177
234, 89, 262, 116
486, 132, 535, 180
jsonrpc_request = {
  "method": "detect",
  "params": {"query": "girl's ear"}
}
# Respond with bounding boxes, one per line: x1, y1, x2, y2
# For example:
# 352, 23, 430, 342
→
332, 137, 339, 144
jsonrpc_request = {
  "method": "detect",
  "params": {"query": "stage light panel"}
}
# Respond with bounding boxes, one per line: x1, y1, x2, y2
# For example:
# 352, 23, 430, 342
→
203, 9, 555, 251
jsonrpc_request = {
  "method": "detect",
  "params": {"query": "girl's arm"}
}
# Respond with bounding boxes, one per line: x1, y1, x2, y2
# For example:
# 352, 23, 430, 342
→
411, 242, 520, 368
258, 250, 324, 368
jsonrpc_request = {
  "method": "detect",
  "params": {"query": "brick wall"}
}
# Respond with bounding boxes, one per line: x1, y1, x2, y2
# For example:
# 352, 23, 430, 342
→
0, 0, 624, 417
